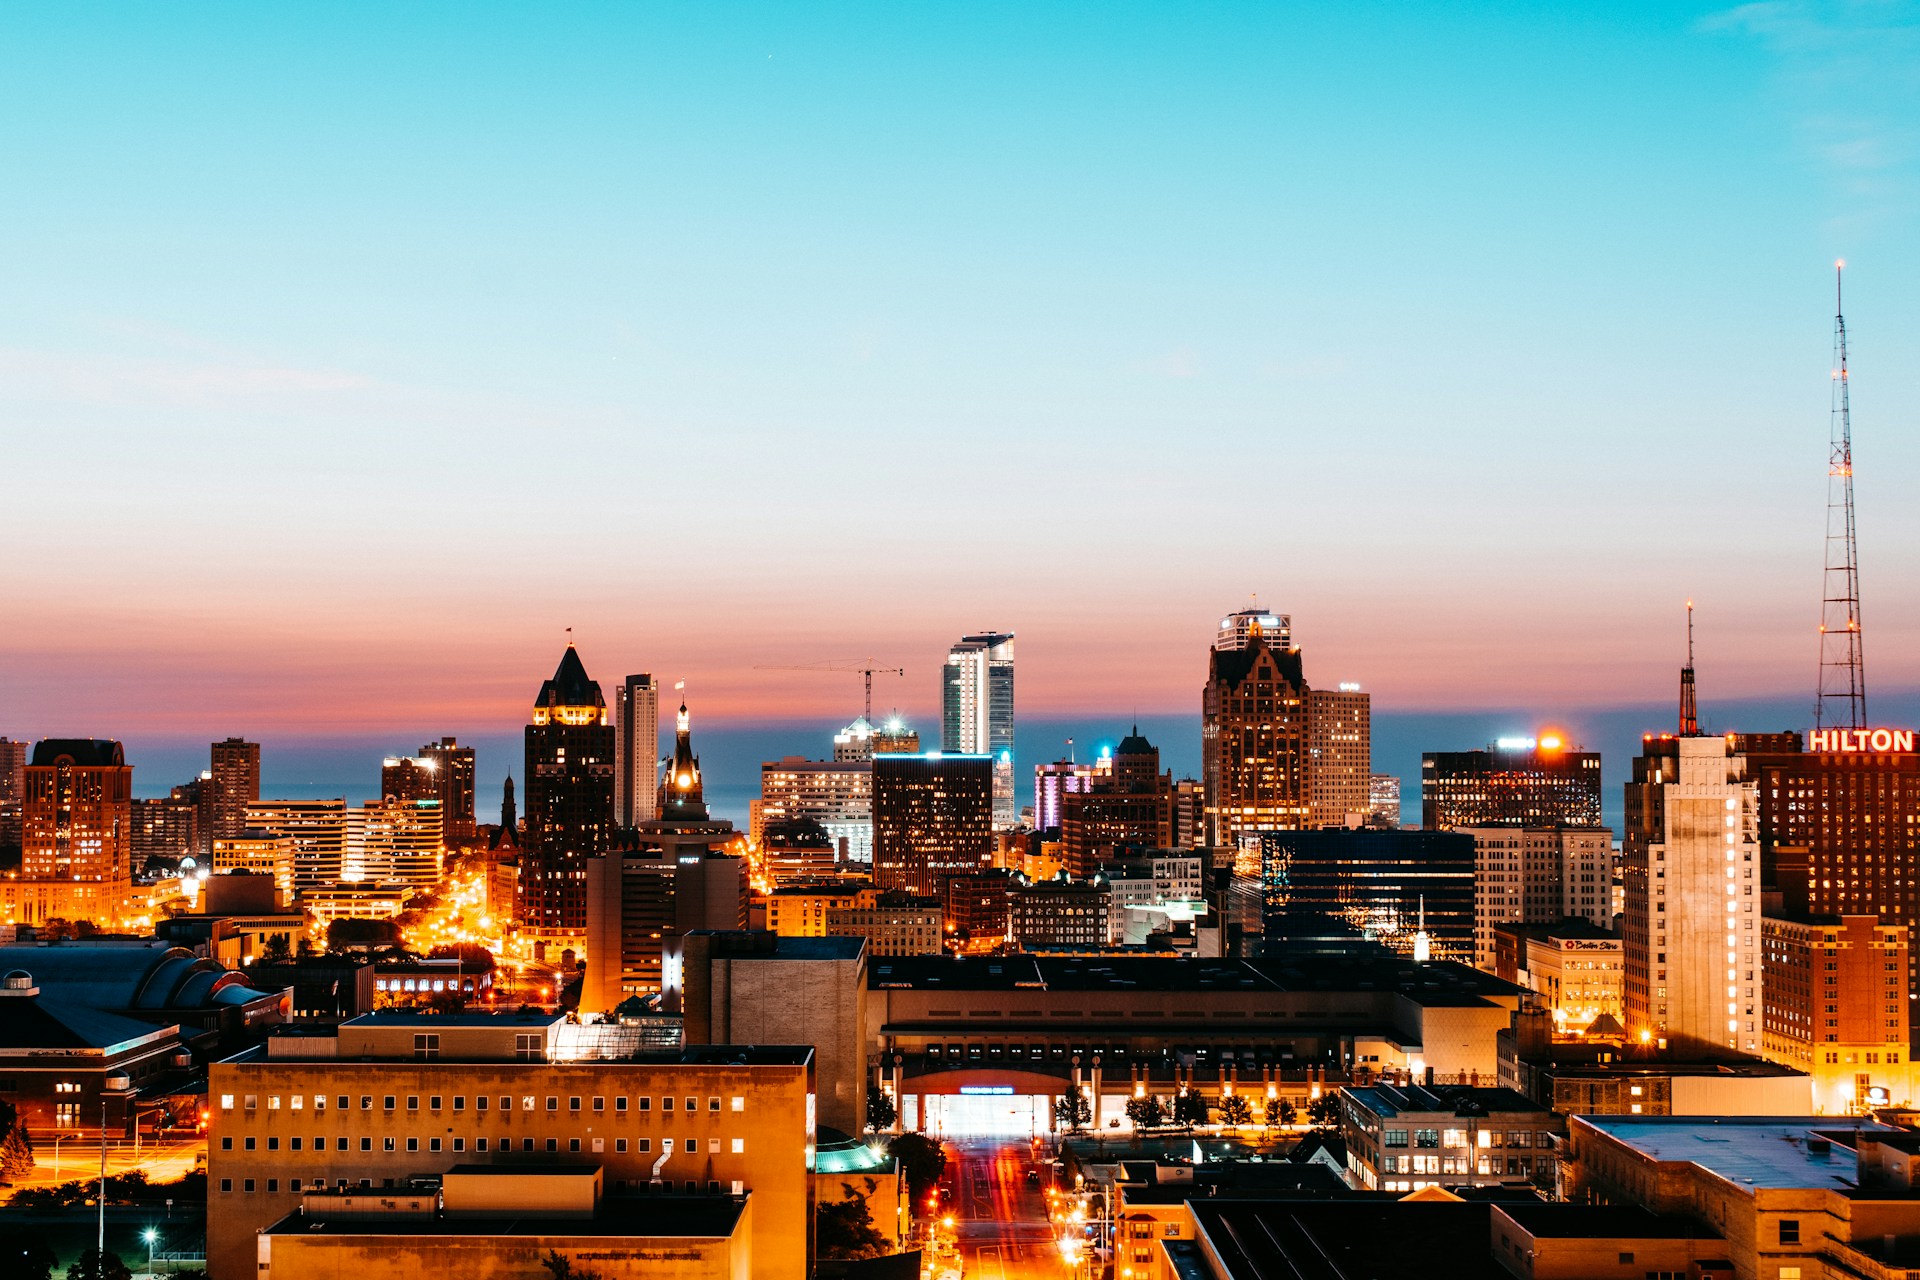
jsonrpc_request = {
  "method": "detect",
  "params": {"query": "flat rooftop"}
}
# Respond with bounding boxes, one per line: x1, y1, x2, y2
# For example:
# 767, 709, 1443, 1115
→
1346, 1083, 1549, 1117
867, 953, 1521, 999
266, 1194, 745, 1239
1496, 1202, 1722, 1240
341, 1009, 566, 1028
1187, 1200, 1507, 1280
1576, 1116, 1906, 1191
693, 933, 867, 960
240, 1037, 812, 1068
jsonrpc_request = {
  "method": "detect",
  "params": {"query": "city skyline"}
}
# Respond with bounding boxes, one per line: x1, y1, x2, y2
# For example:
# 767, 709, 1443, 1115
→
5, 5, 1919, 740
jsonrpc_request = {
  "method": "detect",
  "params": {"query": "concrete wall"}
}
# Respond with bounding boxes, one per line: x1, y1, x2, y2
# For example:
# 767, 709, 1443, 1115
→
1668, 1072, 1811, 1116
260, 1216, 749, 1280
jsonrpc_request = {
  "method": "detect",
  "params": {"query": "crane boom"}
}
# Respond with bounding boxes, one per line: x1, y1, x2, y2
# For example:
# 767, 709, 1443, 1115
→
751, 659, 905, 721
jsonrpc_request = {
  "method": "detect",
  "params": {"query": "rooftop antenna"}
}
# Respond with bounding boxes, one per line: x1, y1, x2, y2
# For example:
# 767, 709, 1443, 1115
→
1679, 600, 1699, 736
1817, 260, 1867, 731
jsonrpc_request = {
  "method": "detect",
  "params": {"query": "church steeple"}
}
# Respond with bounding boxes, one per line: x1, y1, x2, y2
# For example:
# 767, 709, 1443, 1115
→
659, 697, 708, 821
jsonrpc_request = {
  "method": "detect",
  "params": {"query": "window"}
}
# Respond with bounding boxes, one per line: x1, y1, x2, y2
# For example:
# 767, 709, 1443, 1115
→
570, 1096, 581, 1112
514, 1033, 541, 1061
615, 1097, 628, 1113
1779, 1220, 1800, 1245
383, 1138, 396, 1152
709, 1097, 721, 1112
1617, 1253, 1633, 1264
638, 1097, 651, 1112
244, 1179, 255, 1193
664, 1097, 675, 1112
732, 1138, 745, 1153
452, 1139, 464, 1152
569, 1138, 581, 1152
685, 1097, 697, 1112
269, 1096, 281, 1111
430, 1096, 442, 1110
382, 1096, 395, 1111
546, 1097, 559, 1112
545, 1138, 558, 1152
220, 1179, 232, 1193
429, 1138, 441, 1152
523, 1097, 536, 1112
637, 1138, 651, 1152
244, 1138, 256, 1151
1383, 1129, 1408, 1148
1779, 1269, 1802, 1280
593, 1097, 605, 1112
267, 1179, 278, 1193
406, 1097, 419, 1111
731, 1096, 745, 1112
291, 1139, 301, 1151
616, 1139, 628, 1153
453, 1097, 465, 1112
361, 1138, 371, 1152
414, 1033, 439, 1060
1415, 1129, 1440, 1148
221, 1137, 233, 1151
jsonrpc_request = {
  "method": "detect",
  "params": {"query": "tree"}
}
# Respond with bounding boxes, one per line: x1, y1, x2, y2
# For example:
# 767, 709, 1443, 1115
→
1124, 1095, 1166, 1130
326, 918, 399, 951
1218, 1094, 1253, 1129
888, 1131, 947, 1202
1172, 1091, 1210, 1127
816, 1179, 891, 1260
0, 1228, 56, 1280
66, 1249, 132, 1280
1052, 1085, 1091, 1133
1276, 1098, 1298, 1128
1307, 1094, 1340, 1134
427, 943, 497, 973
259, 932, 292, 963
0, 1099, 35, 1179
865, 1085, 897, 1133
539, 1252, 604, 1280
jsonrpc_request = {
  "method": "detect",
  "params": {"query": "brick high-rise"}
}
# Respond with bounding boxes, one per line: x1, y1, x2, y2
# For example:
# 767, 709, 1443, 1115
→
522, 645, 616, 935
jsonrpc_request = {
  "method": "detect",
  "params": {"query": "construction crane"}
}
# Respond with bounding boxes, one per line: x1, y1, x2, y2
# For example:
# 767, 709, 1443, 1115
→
753, 659, 905, 722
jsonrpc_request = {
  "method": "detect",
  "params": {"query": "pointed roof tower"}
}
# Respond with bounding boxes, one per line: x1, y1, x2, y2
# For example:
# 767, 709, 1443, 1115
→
1679, 601, 1700, 736
659, 698, 709, 822
533, 643, 608, 725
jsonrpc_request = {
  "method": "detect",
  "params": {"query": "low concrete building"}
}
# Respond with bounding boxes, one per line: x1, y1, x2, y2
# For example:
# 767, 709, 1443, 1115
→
259, 1166, 751, 1280
1340, 1083, 1564, 1193
1562, 1114, 1920, 1280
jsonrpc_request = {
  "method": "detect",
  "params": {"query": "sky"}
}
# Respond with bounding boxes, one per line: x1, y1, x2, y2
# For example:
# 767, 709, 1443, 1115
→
3, 2, 1919, 802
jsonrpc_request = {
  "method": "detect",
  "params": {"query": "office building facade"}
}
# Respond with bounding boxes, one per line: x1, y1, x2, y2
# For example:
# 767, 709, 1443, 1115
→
1463, 825, 1616, 971
247, 798, 350, 891
755, 757, 872, 863
15, 738, 133, 925
614, 673, 660, 827
1761, 913, 1912, 1114
942, 632, 1015, 829
1306, 685, 1372, 829
1259, 827, 1475, 962
1421, 740, 1603, 830
523, 645, 618, 935
1622, 734, 1761, 1055
420, 737, 476, 844
208, 738, 261, 848
872, 753, 993, 898
1203, 623, 1310, 851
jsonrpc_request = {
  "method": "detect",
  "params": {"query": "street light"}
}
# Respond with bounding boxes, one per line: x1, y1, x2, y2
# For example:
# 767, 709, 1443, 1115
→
143, 1227, 159, 1279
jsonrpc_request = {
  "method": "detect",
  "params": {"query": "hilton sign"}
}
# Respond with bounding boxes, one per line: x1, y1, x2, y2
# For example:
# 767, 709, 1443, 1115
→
1808, 728, 1916, 754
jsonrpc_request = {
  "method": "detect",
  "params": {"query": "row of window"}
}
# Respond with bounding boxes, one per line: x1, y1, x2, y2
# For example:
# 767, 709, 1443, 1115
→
1379, 1128, 1551, 1149
221, 1134, 743, 1155
221, 1175, 746, 1195
220, 1093, 745, 1115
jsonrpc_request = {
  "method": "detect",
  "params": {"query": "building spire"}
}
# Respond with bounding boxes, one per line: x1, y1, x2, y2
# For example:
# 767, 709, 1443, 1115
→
1679, 600, 1699, 736
1817, 259, 1867, 730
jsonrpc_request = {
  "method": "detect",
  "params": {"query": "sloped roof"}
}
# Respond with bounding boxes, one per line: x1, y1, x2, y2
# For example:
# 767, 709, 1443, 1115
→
1208, 637, 1306, 691
29, 739, 125, 768
535, 645, 605, 711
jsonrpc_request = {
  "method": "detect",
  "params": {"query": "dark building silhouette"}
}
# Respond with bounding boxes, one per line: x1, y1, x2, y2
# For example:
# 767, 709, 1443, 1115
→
421, 737, 477, 844
1203, 624, 1309, 850
1060, 728, 1174, 877
1420, 742, 1602, 830
521, 645, 616, 934
1260, 827, 1474, 962
872, 753, 993, 898
208, 738, 261, 848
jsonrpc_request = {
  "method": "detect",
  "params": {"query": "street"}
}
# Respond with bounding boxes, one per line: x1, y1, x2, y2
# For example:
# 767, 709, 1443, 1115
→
5, 1134, 206, 1194
943, 1136, 1064, 1280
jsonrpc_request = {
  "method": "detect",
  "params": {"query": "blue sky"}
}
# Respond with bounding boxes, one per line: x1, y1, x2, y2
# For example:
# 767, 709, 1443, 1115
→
2, 2, 1917, 756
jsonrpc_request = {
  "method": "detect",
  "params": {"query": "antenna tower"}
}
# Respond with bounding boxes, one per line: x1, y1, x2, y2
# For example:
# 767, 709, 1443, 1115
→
1816, 262, 1866, 730
1679, 600, 1699, 736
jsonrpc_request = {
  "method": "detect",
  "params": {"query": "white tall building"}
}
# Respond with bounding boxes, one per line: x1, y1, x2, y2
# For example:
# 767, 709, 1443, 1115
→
1215, 607, 1291, 651
943, 632, 1015, 829
755, 757, 874, 863
1464, 825, 1617, 970
615, 673, 660, 826
245, 798, 348, 891
344, 799, 444, 888
1623, 735, 1762, 1055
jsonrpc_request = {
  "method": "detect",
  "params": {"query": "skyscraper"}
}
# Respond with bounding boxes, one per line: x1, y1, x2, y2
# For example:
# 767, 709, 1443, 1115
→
1421, 739, 1603, 830
0, 737, 26, 804
872, 753, 994, 897
1306, 684, 1372, 828
1259, 827, 1475, 962
1622, 734, 1761, 1055
614, 673, 660, 827
208, 738, 261, 847
1202, 616, 1309, 851
17, 739, 133, 925
380, 756, 439, 804
756, 757, 873, 863
522, 644, 617, 935
1462, 825, 1616, 970
420, 737, 476, 844
943, 632, 1015, 829
245, 798, 349, 890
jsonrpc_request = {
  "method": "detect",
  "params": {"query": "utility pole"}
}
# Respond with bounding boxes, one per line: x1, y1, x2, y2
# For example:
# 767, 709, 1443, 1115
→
98, 1098, 108, 1262
1817, 260, 1867, 730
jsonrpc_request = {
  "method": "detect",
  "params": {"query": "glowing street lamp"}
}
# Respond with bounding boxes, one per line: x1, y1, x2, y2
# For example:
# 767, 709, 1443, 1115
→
143, 1227, 159, 1279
